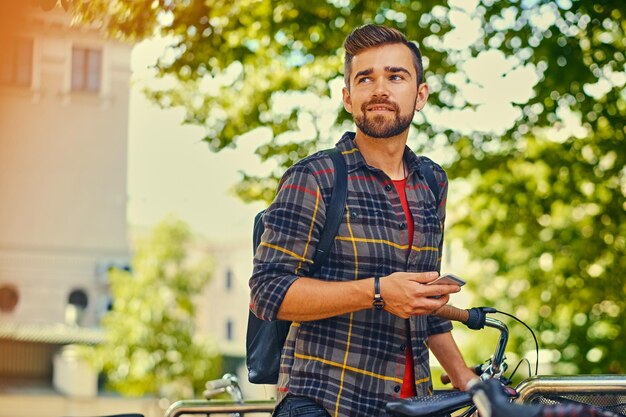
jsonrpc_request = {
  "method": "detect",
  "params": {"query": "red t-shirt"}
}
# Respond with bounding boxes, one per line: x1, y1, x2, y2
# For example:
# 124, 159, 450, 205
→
392, 178, 417, 398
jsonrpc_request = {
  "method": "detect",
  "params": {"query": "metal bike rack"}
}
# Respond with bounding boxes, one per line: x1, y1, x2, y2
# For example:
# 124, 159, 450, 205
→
164, 399, 276, 417
515, 375, 626, 415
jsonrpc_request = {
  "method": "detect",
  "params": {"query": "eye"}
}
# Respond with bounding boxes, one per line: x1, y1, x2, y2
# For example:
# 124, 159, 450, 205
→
357, 76, 372, 83
390, 74, 405, 81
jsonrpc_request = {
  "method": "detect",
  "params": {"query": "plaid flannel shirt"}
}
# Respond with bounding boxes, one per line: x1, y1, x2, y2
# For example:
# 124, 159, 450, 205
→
250, 132, 452, 417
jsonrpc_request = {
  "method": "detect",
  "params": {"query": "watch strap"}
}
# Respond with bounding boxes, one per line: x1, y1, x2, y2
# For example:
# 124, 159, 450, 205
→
373, 276, 385, 310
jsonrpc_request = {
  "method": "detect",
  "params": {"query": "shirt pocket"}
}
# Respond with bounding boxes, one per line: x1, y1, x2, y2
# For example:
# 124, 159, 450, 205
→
412, 200, 443, 250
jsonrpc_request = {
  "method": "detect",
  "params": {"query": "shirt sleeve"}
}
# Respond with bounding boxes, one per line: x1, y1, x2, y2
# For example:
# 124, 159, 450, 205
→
249, 164, 327, 321
428, 165, 453, 336
427, 314, 453, 335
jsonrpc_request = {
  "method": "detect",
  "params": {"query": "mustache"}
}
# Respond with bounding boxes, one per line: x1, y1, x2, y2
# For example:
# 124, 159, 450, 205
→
360, 98, 399, 113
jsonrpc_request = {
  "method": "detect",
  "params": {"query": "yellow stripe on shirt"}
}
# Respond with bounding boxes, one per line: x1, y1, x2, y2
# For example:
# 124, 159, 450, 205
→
335, 236, 439, 252
333, 205, 360, 417
294, 352, 404, 384
295, 188, 321, 275
260, 242, 313, 263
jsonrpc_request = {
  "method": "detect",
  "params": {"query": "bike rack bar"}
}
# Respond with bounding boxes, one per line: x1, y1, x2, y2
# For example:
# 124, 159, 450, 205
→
515, 375, 626, 404
164, 399, 276, 417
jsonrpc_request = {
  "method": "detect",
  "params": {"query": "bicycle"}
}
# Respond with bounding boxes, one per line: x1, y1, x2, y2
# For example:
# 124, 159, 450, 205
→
471, 378, 621, 417
203, 373, 244, 405
164, 373, 275, 417
385, 305, 626, 417
164, 304, 626, 417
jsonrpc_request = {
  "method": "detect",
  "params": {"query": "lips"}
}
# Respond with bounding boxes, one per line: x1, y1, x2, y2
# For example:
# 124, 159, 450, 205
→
362, 100, 399, 113
367, 105, 395, 111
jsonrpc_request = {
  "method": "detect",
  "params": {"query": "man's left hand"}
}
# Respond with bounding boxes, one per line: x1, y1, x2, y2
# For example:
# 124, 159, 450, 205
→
450, 366, 480, 391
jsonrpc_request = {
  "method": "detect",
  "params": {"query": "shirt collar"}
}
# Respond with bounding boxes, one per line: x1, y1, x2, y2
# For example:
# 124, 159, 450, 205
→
334, 131, 424, 177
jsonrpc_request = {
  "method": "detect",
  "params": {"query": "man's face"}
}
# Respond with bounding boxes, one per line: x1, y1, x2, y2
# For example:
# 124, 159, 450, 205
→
342, 43, 428, 139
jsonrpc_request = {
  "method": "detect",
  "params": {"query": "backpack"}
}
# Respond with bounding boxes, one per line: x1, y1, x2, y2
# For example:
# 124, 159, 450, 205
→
246, 149, 442, 384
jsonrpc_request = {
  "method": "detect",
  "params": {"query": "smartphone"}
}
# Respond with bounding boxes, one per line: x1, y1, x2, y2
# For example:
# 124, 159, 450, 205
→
427, 273, 466, 287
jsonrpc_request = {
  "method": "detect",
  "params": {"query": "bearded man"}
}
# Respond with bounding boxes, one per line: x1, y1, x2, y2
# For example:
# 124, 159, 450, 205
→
250, 24, 476, 417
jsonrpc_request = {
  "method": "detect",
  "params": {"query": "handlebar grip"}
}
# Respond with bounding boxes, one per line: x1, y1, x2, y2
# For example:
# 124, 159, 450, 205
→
206, 378, 233, 390
440, 364, 484, 385
206, 373, 239, 390
435, 305, 496, 330
433, 305, 470, 323
203, 388, 227, 399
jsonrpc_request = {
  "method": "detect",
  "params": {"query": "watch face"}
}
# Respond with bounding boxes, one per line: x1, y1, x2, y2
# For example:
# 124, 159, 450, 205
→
373, 297, 385, 310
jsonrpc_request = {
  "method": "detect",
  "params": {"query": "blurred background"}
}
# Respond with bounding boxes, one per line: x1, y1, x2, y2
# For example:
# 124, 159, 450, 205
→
0, 1, 624, 416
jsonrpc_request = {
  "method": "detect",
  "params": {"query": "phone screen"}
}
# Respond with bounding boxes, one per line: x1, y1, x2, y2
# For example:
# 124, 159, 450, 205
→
427, 273, 466, 286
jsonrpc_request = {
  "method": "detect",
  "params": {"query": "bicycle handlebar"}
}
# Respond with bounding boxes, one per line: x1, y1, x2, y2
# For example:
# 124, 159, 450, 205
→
434, 305, 508, 382
434, 305, 497, 330
433, 304, 469, 322
203, 373, 243, 404
206, 378, 235, 390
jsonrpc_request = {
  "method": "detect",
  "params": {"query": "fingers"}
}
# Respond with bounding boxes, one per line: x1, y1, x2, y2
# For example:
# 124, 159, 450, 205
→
384, 290, 452, 318
403, 271, 439, 283
393, 294, 450, 318
422, 283, 461, 298
379, 273, 461, 318
383, 272, 461, 297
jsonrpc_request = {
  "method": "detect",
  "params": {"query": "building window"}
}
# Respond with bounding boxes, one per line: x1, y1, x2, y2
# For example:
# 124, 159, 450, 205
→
0, 284, 19, 313
71, 47, 102, 93
66, 288, 89, 325
226, 319, 234, 341
225, 268, 233, 290
0, 38, 33, 87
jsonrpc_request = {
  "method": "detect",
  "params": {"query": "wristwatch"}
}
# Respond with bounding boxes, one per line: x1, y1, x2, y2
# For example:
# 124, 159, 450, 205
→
373, 276, 385, 310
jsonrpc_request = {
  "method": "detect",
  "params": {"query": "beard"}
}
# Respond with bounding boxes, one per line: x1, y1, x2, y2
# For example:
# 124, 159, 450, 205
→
354, 98, 415, 139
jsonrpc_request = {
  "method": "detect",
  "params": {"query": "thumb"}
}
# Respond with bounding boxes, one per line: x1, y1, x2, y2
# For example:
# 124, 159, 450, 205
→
409, 271, 439, 283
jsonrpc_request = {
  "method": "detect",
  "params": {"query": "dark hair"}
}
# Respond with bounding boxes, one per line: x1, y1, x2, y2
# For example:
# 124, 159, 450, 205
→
343, 24, 423, 89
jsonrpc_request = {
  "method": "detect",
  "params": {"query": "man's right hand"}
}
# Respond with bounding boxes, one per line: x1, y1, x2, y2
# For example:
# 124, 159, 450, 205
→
380, 271, 461, 318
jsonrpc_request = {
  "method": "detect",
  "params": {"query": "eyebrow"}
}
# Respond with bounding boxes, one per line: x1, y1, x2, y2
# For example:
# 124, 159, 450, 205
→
353, 66, 412, 81
385, 66, 412, 77
354, 68, 373, 81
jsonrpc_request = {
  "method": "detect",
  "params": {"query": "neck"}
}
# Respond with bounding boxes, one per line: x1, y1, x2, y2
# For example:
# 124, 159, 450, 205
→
354, 130, 408, 180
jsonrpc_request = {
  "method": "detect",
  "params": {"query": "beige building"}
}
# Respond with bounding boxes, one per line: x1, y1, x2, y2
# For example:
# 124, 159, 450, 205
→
0, 0, 132, 392
196, 239, 276, 400
0, 2, 267, 412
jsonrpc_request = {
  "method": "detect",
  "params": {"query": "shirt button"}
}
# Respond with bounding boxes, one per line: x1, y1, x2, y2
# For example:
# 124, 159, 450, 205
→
399, 344, 406, 352
394, 385, 401, 393
384, 184, 393, 191
351, 210, 358, 219
399, 222, 407, 230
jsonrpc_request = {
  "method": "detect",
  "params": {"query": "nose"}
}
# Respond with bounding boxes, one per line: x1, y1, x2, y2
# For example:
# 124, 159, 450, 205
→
372, 77, 389, 97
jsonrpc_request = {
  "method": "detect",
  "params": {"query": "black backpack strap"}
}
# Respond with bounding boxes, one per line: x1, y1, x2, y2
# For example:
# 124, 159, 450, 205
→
310, 147, 348, 275
420, 163, 441, 209
252, 209, 266, 252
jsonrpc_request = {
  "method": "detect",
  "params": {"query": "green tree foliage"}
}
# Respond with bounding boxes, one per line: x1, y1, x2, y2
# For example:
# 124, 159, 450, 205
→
72, 1, 625, 374
442, 1, 626, 375
90, 218, 221, 399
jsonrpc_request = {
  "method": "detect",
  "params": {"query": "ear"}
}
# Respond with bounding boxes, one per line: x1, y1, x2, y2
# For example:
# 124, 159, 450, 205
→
415, 83, 429, 112
342, 87, 353, 114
